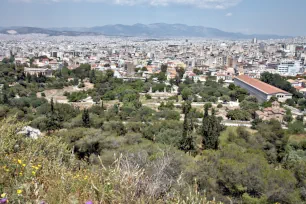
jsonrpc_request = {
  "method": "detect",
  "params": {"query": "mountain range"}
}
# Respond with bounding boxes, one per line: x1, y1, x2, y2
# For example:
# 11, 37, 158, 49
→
0, 23, 291, 39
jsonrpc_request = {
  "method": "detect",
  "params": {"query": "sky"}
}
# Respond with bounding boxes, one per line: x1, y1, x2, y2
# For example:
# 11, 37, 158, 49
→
0, 0, 305, 36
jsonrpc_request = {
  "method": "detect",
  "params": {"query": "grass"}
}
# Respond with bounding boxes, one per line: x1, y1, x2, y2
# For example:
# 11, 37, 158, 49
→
219, 127, 238, 147
219, 127, 256, 148
289, 134, 306, 143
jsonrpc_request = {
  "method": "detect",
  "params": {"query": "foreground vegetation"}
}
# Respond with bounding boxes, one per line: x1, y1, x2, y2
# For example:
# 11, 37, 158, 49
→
2, 115, 306, 203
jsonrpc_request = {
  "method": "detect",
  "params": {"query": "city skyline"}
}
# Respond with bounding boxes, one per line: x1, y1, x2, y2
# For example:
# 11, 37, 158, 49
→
1, 0, 306, 36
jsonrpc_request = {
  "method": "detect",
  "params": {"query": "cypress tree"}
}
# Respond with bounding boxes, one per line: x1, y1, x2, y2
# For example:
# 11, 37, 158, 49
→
101, 100, 105, 111
201, 106, 223, 150
90, 70, 96, 83
46, 113, 60, 134
179, 101, 195, 152
82, 109, 90, 128
50, 98, 55, 113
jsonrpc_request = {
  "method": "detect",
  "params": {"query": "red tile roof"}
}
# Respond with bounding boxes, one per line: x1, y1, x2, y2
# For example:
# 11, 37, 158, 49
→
235, 75, 291, 95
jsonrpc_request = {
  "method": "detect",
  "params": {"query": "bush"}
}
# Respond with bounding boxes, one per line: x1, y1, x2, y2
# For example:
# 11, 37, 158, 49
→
226, 109, 251, 121
105, 121, 127, 136
145, 94, 152, 100
288, 121, 305, 134
156, 109, 180, 121
67, 91, 87, 102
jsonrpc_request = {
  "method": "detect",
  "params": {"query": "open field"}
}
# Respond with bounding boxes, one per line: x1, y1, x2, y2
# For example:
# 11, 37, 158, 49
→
37, 82, 95, 109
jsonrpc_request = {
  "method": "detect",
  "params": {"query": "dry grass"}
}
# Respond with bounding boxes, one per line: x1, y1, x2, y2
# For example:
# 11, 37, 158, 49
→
289, 134, 306, 143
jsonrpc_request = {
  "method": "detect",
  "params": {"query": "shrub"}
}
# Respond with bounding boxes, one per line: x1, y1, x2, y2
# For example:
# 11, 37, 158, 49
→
145, 94, 152, 100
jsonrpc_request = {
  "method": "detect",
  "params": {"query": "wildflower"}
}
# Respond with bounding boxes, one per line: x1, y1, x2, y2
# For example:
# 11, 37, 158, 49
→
17, 160, 22, 164
0, 193, 6, 198
17, 189, 22, 194
0, 198, 8, 204
38, 164, 42, 168
85, 201, 93, 204
32, 171, 36, 176
32, 166, 39, 170
84, 176, 88, 180
19, 172, 23, 176
4, 169, 9, 172
22, 164, 26, 167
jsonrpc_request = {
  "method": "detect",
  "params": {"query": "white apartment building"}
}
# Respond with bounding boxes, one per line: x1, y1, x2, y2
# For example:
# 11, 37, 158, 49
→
277, 60, 302, 76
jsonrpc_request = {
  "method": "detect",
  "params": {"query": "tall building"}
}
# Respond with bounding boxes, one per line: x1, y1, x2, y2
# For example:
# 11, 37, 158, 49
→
252, 38, 258, 44
126, 62, 135, 76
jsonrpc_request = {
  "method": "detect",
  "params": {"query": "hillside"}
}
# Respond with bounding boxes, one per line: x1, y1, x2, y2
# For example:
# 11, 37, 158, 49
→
0, 27, 101, 36
0, 24, 290, 39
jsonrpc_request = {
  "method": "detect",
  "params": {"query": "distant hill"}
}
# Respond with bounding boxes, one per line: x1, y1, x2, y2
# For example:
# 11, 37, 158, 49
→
0, 27, 100, 36
0, 24, 291, 39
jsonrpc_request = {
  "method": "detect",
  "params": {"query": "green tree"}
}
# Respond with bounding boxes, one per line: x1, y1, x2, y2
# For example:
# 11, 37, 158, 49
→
46, 113, 60, 134
50, 98, 55, 113
179, 101, 195, 152
229, 83, 236, 90
285, 99, 296, 107
82, 109, 90, 128
221, 95, 231, 103
284, 109, 293, 123
226, 109, 251, 121
240, 100, 259, 118
1, 93, 9, 104
288, 121, 304, 134
181, 88, 192, 101
161, 64, 168, 73
201, 106, 224, 150
89, 70, 96, 83
256, 120, 288, 163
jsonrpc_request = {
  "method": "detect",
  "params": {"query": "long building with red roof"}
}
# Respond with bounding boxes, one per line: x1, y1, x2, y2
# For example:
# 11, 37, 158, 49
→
234, 75, 292, 102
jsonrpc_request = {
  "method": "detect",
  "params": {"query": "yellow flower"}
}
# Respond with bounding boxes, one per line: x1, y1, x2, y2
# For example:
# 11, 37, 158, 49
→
5, 169, 9, 172
17, 189, 22, 194
84, 176, 88, 180
1, 193, 6, 198
22, 164, 26, 167
32, 171, 36, 176
38, 164, 42, 167
19, 172, 23, 176
17, 160, 22, 164
34, 166, 39, 170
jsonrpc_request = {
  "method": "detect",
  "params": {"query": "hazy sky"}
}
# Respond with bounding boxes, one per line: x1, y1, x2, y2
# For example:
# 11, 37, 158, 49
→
0, 0, 305, 36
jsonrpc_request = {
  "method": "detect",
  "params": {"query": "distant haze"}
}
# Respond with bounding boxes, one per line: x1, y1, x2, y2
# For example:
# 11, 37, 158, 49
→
0, 24, 291, 39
